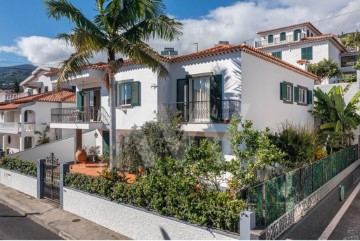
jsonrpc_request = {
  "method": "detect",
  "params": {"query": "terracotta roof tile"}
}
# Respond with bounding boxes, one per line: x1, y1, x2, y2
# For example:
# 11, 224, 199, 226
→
0, 103, 19, 110
37, 89, 76, 103
256, 22, 322, 35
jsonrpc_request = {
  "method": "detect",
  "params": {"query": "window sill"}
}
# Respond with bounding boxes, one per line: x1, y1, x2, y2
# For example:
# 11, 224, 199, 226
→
118, 104, 133, 109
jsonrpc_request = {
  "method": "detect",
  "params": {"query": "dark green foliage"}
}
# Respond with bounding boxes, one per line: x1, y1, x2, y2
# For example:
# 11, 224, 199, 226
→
0, 157, 37, 177
307, 58, 341, 84
12, 80, 20, 93
268, 123, 318, 170
66, 152, 246, 233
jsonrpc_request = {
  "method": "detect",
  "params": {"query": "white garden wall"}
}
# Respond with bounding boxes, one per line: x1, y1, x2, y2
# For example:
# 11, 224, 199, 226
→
63, 188, 238, 240
0, 168, 37, 197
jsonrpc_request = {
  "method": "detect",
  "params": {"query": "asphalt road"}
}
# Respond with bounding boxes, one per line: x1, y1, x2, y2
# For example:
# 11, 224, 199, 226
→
329, 189, 360, 239
0, 202, 60, 240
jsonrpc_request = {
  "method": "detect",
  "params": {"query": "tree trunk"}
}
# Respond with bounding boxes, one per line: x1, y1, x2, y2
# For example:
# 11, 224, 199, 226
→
109, 75, 117, 170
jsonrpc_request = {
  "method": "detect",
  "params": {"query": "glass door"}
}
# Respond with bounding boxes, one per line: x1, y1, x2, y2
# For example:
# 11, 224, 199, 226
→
191, 77, 210, 122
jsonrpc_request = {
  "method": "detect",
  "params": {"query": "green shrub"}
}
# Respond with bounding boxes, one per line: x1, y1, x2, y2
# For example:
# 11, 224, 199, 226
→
0, 157, 37, 177
268, 123, 318, 170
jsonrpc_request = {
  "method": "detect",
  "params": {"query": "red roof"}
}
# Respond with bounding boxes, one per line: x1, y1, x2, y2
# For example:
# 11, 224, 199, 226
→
256, 22, 322, 35
0, 90, 76, 110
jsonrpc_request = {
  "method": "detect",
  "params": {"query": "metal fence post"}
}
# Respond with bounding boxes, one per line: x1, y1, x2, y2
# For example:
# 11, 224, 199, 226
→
60, 162, 70, 209
37, 159, 45, 199
240, 211, 255, 240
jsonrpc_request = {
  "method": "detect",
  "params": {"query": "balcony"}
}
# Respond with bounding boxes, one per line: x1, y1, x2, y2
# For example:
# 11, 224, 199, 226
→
0, 92, 30, 103
0, 122, 35, 134
255, 35, 296, 48
50, 107, 110, 130
161, 100, 241, 124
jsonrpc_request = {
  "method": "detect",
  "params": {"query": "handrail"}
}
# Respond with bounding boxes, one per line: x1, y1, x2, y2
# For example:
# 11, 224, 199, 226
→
51, 106, 109, 124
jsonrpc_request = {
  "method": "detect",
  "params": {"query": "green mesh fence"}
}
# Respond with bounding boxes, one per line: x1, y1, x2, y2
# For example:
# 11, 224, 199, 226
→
313, 159, 323, 191
248, 183, 264, 226
285, 169, 301, 212
302, 165, 313, 198
265, 175, 285, 225
247, 145, 358, 228
323, 156, 332, 183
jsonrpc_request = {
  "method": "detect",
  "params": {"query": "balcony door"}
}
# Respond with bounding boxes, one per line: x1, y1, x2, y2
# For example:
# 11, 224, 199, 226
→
83, 88, 101, 121
191, 77, 210, 122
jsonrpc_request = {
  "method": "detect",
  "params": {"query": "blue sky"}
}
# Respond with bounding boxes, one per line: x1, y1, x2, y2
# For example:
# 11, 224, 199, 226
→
0, 0, 359, 67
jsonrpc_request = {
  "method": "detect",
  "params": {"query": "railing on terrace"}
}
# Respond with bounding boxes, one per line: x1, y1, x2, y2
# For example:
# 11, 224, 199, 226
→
0, 92, 29, 103
51, 106, 110, 125
255, 35, 296, 48
0, 122, 35, 133
247, 145, 359, 229
161, 100, 241, 124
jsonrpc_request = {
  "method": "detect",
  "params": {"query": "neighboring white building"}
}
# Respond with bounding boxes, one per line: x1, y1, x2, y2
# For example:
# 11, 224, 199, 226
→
50, 44, 317, 156
0, 68, 75, 155
254, 22, 352, 84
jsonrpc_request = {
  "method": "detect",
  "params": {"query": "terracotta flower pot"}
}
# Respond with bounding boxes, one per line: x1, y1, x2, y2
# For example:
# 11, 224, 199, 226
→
75, 149, 87, 163
194, 183, 202, 192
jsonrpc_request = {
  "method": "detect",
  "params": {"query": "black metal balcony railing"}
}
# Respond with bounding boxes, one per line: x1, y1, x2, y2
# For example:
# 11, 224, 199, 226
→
51, 106, 110, 125
161, 100, 241, 123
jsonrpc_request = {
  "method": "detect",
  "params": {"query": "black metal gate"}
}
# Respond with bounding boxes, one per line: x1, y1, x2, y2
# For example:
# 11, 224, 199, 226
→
43, 153, 60, 203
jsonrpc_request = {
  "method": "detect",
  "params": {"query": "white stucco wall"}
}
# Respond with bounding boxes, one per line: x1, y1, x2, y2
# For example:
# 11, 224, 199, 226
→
241, 51, 315, 131
63, 188, 237, 240
0, 168, 37, 197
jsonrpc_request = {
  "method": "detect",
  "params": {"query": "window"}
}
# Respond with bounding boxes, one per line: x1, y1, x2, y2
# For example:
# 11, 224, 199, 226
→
38, 88, 41, 94
294, 29, 301, 41
280, 32, 286, 41
280, 81, 293, 103
306, 30, 310, 37
44, 86, 49, 93
341, 55, 358, 67
272, 51, 282, 59
117, 81, 141, 107
294, 86, 312, 105
301, 47, 313, 60
268, 35, 274, 44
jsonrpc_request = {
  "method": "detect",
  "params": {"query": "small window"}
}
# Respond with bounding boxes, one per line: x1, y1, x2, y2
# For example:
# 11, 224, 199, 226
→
38, 88, 41, 94
117, 81, 141, 107
307, 30, 310, 37
272, 51, 282, 59
280, 32, 286, 41
44, 86, 49, 93
268, 34, 274, 44
294, 86, 312, 105
294, 29, 301, 41
280, 81, 293, 104
301, 47, 313, 60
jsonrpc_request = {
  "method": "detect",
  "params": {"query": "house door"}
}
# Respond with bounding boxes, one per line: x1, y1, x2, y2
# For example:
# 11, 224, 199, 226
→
102, 131, 110, 156
84, 89, 101, 121
24, 136, 32, 150
191, 77, 210, 122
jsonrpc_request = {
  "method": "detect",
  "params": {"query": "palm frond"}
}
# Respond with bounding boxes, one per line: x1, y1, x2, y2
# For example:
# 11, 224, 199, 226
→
55, 51, 93, 91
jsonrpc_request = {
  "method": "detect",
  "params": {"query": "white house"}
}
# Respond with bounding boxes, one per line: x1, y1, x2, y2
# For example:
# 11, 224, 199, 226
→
254, 22, 351, 84
49, 44, 317, 157
0, 68, 75, 155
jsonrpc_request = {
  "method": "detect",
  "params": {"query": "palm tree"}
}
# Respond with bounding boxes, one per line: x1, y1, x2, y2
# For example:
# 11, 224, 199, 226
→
44, 0, 182, 169
313, 84, 360, 151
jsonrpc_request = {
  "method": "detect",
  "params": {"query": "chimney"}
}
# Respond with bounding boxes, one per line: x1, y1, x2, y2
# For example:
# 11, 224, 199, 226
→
160, 47, 178, 56
215, 41, 229, 46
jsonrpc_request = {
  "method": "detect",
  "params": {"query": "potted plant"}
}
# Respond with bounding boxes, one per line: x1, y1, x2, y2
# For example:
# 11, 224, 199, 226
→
87, 146, 100, 162
75, 147, 87, 163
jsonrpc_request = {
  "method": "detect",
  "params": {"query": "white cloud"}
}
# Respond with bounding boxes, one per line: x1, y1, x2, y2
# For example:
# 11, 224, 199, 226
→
1, 0, 360, 65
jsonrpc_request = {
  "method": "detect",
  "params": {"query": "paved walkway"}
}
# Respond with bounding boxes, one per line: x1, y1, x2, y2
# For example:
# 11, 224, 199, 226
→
328, 185, 360, 239
0, 184, 130, 240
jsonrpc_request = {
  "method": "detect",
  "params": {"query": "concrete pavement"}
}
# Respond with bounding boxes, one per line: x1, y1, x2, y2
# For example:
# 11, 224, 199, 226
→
0, 184, 130, 240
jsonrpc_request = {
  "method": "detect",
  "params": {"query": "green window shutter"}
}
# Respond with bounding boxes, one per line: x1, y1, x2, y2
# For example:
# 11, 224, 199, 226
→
280, 32, 286, 41
294, 86, 299, 102
301, 48, 306, 60
268, 35, 274, 43
307, 47, 312, 60
76, 91, 83, 108
131, 81, 141, 106
307, 90, 313, 104
177, 78, 189, 121
210, 75, 222, 122
280, 82, 287, 100
294, 29, 301, 41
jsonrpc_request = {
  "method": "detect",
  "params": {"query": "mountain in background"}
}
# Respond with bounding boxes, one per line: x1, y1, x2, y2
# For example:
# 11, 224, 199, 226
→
0, 64, 37, 90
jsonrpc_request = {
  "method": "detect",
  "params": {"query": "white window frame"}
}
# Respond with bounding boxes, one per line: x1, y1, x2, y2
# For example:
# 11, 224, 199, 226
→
286, 84, 292, 102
